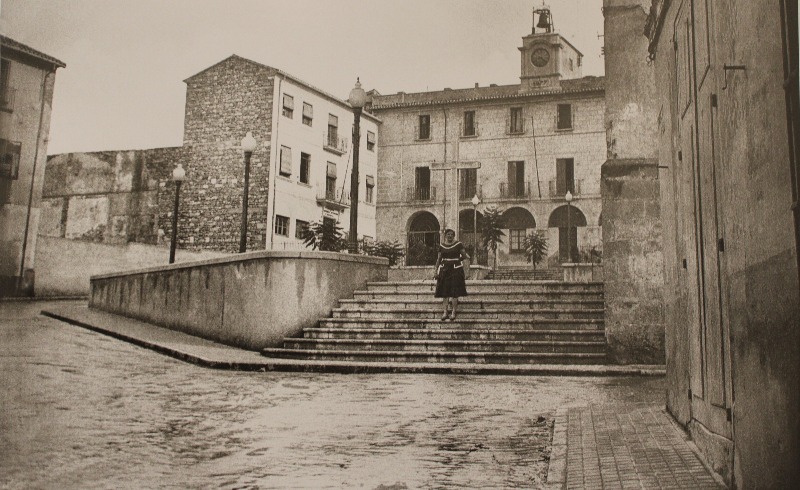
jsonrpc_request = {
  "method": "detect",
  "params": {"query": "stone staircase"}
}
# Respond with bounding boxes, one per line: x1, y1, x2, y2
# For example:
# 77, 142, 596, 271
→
261, 280, 607, 365
485, 267, 562, 281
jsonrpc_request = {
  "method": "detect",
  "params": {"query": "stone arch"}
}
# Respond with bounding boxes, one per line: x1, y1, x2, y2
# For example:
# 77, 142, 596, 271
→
548, 205, 587, 263
406, 211, 440, 266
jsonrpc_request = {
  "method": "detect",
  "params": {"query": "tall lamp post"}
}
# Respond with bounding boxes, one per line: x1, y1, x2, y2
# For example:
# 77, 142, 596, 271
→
169, 163, 186, 264
347, 78, 367, 253
472, 194, 481, 264
565, 190, 573, 263
239, 131, 257, 253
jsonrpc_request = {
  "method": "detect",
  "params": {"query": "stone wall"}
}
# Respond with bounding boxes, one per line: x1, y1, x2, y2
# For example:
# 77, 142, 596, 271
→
90, 251, 388, 350
601, 159, 663, 364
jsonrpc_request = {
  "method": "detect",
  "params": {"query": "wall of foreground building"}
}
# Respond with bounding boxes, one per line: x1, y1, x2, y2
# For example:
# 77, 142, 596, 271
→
647, 0, 800, 486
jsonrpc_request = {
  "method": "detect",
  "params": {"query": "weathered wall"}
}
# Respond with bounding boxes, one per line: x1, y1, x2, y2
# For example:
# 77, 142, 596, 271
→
0, 57, 58, 296
601, 159, 663, 364
89, 252, 388, 350
647, 0, 800, 486
34, 235, 230, 297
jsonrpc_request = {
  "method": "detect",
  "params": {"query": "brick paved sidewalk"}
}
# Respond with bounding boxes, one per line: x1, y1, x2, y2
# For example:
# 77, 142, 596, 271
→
547, 405, 725, 489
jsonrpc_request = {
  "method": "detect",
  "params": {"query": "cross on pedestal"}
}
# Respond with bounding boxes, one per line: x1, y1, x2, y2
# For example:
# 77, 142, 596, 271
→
429, 159, 481, 235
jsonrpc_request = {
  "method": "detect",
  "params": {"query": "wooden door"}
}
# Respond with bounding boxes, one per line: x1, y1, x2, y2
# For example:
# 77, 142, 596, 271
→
674, 0, 732, 438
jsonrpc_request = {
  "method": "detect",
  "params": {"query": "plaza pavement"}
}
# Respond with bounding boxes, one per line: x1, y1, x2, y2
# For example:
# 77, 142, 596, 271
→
35, 302, 726, 489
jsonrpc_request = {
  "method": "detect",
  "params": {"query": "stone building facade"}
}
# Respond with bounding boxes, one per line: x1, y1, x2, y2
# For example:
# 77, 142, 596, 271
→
0, 36, 64, 297
369, 17, 605, 268
43, 55, 379, 254
645, 0, 799, 486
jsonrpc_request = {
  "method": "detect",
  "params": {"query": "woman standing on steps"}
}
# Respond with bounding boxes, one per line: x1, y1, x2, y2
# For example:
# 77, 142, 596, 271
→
434, 229, 470, 320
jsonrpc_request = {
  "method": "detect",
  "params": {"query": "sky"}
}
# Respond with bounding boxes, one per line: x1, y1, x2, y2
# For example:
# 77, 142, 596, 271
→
1, 0, 605, 155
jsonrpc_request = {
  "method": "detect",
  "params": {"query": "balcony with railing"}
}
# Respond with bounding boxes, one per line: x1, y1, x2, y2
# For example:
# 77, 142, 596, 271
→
459, 184, 482, 201
406, 186, 437, 202
0, 86, 15, 112
323, 133, 348, 155
499, 181, 534, 200
547, 180, 583, 199
316, 187, 350, 210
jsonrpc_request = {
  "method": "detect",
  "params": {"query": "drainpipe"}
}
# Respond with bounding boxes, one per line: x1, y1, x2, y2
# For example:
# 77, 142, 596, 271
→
268, 75, 283, 249
17, 68, 52, 295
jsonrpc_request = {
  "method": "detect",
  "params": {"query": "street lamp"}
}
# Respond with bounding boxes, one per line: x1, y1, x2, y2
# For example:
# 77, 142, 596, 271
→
565, 190, 573, 263
169, 163, 186, 264
471, 194, 481, 263
239, 131, 257, 253
347, 78, 367, 253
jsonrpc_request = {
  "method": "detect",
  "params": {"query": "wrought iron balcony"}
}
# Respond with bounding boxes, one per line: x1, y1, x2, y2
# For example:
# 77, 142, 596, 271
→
548, 179, 583, 199
406, 186, 437, 202
323, 133, 348, 155
316, 187, 350, 210
459, 184, 482, 201
499, 181, 533, 200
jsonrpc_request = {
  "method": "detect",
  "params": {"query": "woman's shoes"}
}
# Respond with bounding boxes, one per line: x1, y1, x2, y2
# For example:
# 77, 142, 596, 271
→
441, 311, 449, 321
448, 312, 457, 321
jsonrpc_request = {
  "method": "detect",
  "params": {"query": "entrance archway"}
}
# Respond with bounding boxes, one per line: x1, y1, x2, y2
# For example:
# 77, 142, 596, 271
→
406, 211, 440, 266
548, 205, 587, 263
458, 208, 487, 265
502, 207, 537, 255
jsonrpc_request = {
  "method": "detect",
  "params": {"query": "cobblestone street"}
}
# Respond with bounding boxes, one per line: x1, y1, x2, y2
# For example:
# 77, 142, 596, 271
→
1, 301, 666, 489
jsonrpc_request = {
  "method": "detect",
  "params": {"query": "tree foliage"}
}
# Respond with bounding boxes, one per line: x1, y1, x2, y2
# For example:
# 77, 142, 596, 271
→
481, 206, 505, 269
301, 220, 346, 252
363, 239, 406, 267
523, 230, 549, 270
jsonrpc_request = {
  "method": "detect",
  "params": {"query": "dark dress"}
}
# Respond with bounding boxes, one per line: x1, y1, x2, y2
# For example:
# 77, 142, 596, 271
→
434, 241, 468, 298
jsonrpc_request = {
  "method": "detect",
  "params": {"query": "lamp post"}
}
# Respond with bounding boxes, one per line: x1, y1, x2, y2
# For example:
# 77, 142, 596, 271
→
565, 190, 573, 263
169, 163, 186, 264
239, 131, 257, 253
347, 78, 367, 253
472, 194, 481, 264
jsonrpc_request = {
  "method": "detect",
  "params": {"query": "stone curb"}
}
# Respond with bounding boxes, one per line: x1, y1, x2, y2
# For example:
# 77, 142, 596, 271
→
544, 407, 568, 489
41, 305, 667, 377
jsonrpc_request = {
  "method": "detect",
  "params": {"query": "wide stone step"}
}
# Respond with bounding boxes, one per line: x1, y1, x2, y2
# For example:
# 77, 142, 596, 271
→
304, 327, 606, 342
318, 318, 604, 330
338, 298, 605, 310
331, 308, 604, 320
261, 348, 606, 364
282, 338, 607, 354
352, 291, 604, 302
365, 281, 603, 294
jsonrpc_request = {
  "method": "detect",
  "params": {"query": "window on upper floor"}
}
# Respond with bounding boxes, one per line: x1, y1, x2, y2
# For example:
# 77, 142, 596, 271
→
326, 162, 337, 200
463, 110, 476, 137
366, 131, 375, 151
418, 115, 431, 140
0, 59, 12, 112
302, 102, 313, 126
280, 145, 292, 177
510, 107, 524, 134
365, 175, 375, 203
0, 139, 21, 180
459, 168, 477, 200
557, 104, 573, 130
300, 152, 310, 184
555, 158, 575, 196
327, 114, 339, 147
282, 94, 294, 118
275, 215, 290, 236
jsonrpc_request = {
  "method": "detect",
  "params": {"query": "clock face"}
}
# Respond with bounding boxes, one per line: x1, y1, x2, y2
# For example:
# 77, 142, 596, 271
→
530, 47, 550, 67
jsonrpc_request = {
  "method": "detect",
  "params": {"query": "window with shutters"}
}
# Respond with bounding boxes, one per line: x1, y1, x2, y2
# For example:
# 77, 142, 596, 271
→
326, 162, 337, 200
327, 114, 338, 147
295, 219, 309, 239
365, 175, 375, 203
507, 161, 526, 198
555, 158, 575, 196
556, 104, 573, 130
415, 166, 431, 200
510, 107, 524, 134
300, 152, 310, 184
275, 215, 289, 236
366, 131, 375, 151
0, 59, 12, 112
279, 145, 292, 177
459, 168, 477, 200
282, 94, 294, 118
0, 139, 21, 180
302, 102, 313, 126
463, 111, 476, 137
418, 115, 430, 140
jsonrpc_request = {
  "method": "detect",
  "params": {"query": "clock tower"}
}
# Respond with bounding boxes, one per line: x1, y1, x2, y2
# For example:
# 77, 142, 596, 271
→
519, 6, 583, 92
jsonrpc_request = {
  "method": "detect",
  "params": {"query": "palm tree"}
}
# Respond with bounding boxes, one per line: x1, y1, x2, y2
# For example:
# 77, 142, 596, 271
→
301, 220, 346, 251
481, 206, 505, 270
523, 230, 549, 271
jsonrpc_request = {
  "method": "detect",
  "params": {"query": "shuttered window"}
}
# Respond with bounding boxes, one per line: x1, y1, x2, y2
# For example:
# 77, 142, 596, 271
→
280, 145, 292, 176
366, 131, 376, 151
302, 102, 313, 126
282, 94, 294, 118
0, 139, 21, 180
